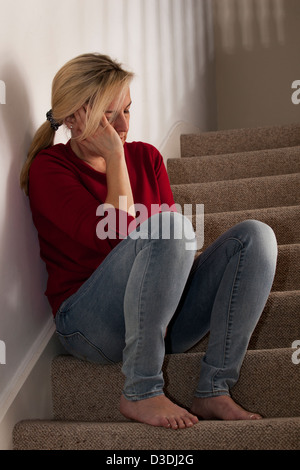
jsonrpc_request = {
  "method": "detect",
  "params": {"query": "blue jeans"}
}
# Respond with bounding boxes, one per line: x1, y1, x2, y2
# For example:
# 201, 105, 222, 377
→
55, 212, 277, 400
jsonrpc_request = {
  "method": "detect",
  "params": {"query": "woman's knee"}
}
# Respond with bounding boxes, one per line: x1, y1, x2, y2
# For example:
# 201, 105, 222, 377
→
159, 211, 196, 252
240, 219, 277, 245
235, 219, 278, 265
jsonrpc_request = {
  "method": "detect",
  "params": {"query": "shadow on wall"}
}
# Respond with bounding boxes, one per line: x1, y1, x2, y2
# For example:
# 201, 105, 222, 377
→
214, 0, 286, 53
0, 61, 50, 339
213, 0, 300, 129
121, 0, 217, 145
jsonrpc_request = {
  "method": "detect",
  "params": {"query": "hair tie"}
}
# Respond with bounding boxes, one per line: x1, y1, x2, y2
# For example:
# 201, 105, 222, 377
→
46, 109, 61, 131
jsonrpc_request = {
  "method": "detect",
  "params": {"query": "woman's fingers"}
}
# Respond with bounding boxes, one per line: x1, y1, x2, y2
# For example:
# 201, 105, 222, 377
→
71, 107, 123, 160
100, 114, 108, 127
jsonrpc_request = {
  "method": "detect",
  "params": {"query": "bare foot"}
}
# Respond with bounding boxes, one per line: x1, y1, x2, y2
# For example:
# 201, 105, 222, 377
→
120, 394, 199, 430
191, 395, 262, 421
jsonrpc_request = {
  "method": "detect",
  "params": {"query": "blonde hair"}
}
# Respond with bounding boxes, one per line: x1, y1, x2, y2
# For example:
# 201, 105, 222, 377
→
20, 53, 134, 195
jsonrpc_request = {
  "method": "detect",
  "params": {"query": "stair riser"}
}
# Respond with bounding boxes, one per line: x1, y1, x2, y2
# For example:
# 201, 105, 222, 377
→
190, 291, 300, 352
168, 147, 300, 185
272, 245, 300, 291
51, 349, 300, 423
190, 206, 300, 248
171, 174, 300, 214
180, 124, 300, 157
13, 417, 300, 450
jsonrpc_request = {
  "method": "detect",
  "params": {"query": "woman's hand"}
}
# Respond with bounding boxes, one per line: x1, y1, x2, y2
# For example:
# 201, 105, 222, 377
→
70, 105, 135, 218
71, 106, 124, 161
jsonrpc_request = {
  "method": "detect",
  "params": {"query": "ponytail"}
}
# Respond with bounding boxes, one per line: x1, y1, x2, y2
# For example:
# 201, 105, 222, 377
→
20, 121, 55, 195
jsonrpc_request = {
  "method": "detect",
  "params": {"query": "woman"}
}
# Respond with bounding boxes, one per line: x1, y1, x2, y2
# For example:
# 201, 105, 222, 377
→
20, 53, 277, 430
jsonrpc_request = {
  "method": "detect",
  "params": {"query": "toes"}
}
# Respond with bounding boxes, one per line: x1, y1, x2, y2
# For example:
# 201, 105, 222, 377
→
168, 417, 180, 430
166, 415, 198, 430
184, 418, 195, 428
183, 411, 199, 427
177, 418, 186, 429
161, 417, 172, 429
188, 413, 199, 425
249, 413, 263, 420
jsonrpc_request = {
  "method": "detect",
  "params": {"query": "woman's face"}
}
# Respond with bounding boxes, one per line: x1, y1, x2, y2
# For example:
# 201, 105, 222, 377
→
105, 87, 132, 144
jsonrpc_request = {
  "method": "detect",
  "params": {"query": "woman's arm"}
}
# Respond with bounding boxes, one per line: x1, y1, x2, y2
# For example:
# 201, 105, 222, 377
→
70, 108, 135, 217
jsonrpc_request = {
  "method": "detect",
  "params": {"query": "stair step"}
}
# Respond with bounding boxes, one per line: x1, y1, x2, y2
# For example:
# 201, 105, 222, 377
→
192, 206, 300, 248
168, 146, 300, 185
51, 349, 300, 423
272, 244, 300, 291
180, 124, 300, 158
171, 173, 300, 214
190, 290, 300, 352
13, 416, 300, 450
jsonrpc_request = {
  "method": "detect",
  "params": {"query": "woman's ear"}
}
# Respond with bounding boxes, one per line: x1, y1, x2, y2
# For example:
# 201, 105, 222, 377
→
64, 114, 75, 129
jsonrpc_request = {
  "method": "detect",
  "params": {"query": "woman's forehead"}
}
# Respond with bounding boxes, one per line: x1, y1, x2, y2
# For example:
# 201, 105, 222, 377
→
108, 87, 131, 109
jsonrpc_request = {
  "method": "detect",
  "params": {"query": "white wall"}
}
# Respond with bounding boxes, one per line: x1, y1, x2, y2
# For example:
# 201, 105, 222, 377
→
213, 0, 300, 130
0, 0, 216, 448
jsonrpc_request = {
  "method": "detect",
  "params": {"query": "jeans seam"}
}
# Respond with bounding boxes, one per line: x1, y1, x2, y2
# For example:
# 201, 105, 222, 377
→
191, 236, 243, 277
212, 245, 243, 392
55, 330, 116, 364
123, 390, 164, 401
126, 242, 153, 397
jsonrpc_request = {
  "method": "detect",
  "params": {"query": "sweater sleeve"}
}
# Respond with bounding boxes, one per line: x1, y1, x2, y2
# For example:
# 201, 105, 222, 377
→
152, 146, 177, 210
29, 153, 135, 253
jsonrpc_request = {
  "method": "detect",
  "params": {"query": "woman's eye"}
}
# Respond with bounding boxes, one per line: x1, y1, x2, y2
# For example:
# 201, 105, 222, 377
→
105, 109, 130, 119
105, 111, 115, 121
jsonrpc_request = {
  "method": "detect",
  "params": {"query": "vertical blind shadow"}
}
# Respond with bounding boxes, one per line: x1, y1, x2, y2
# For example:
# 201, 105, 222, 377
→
214, 0, 286, 53
126, 0, 215, 144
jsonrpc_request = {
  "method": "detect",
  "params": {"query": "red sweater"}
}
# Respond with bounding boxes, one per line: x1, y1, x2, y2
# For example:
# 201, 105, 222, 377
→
29, 140, 175, 315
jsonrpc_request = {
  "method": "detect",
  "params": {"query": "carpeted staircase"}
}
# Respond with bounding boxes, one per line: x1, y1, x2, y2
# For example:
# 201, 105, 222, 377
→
13, 123, 300, 450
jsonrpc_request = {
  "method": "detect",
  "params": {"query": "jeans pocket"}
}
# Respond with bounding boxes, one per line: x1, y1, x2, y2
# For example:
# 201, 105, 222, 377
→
56, 330, 114, 365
